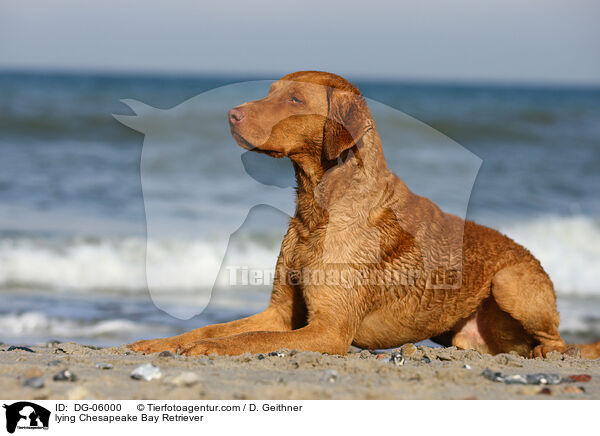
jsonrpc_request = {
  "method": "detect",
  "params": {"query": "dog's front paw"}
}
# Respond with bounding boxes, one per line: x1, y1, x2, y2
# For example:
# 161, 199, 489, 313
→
178, 340, 223, 356
531, 344, 581, 359
129, 338, 182, 354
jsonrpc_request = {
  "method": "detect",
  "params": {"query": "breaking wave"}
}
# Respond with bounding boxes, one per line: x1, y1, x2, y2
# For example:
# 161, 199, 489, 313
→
0, 215, 598, 296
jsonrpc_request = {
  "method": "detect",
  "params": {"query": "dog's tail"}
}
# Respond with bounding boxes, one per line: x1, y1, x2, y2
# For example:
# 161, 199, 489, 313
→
572, 341, 600, 359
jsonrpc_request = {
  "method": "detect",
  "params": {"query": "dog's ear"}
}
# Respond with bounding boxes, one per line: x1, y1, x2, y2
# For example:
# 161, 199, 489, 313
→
323, 86, 372, 160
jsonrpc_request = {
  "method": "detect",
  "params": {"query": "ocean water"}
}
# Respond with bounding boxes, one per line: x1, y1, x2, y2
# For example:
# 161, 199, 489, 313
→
0, 71, 599, 346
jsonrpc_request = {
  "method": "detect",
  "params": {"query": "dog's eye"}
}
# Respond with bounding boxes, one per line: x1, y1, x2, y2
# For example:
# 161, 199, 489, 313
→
290, 96, 303, 104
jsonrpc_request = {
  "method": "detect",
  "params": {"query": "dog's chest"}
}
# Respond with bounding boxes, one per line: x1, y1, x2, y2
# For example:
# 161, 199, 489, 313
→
286, 213, 383, 270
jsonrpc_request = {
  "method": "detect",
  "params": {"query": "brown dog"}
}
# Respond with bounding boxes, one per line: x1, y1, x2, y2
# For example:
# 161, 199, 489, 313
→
131, 71, 600, 359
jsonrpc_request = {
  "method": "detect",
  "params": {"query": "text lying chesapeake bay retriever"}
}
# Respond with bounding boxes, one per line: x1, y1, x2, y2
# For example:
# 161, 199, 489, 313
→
131, 71, 600, 359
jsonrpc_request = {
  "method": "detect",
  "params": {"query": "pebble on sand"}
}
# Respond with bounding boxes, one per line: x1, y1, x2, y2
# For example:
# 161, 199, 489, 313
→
482, 369, 564, 385
323, 369, 339, 383
158, 351, 175, 358
568, 374, 591, 383
24, 377, 44, 389
7, 346, 35, 353
53, 369, 78, 382
131, 363, 162, 381
385, 351, 405, 366
96, 362, 114, 370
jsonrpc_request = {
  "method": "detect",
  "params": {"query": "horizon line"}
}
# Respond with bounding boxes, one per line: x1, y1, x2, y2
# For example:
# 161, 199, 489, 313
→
1, 66, 600, 90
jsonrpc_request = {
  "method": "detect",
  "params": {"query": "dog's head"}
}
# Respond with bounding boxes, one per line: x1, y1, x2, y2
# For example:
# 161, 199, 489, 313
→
228, 71, 373, 162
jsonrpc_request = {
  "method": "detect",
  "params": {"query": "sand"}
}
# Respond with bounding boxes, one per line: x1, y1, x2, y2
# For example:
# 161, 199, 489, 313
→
0, 342, 598, 400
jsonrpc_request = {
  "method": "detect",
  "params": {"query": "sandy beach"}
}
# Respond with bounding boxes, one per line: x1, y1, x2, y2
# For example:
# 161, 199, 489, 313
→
1, 342, 598, 400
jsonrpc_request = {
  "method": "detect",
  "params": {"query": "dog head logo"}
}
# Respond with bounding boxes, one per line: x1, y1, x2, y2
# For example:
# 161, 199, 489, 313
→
3, 402, 50, 433
114, 76, 480, 318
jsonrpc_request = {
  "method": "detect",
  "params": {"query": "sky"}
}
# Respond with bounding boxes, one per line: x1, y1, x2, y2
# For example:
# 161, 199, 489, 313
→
0, 0, 599, 84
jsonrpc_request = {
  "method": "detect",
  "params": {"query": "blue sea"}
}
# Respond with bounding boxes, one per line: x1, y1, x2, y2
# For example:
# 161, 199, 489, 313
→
0, 71, 599, 346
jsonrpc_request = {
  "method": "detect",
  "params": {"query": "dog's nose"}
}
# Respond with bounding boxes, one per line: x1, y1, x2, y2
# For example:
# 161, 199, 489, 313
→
228, 107, 244, 124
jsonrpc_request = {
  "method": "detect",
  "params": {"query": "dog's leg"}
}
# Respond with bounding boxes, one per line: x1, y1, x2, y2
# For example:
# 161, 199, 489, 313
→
178, 282, 364, 356
490, 262, 567, 357
129, 307, 290, 354
178, 318, 354, 356
130, 258, 305, 354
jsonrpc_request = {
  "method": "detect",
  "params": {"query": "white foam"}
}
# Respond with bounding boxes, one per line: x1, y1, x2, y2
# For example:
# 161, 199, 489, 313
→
0, 238, 146, 292
0, 311, 166, 339
0, 236, 277, 294
500, 215, 600, 296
